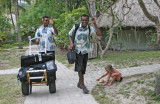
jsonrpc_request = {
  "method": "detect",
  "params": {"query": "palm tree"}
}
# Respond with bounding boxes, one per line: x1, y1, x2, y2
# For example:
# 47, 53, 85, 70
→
14, 0, 22, 49
0, 0, 15, 31
0, 0, 31, 49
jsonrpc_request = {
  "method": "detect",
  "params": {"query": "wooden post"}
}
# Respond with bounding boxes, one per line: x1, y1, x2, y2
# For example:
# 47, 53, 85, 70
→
88, 42, 98, 59
155, 72, 160, 96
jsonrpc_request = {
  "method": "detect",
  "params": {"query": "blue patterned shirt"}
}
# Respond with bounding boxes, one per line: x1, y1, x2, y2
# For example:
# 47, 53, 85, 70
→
69, 24, 97, 54
35, 25, 56, 52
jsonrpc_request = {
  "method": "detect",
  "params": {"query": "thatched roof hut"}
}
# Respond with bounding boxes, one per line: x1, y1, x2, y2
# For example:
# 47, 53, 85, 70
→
97, 0, 160, 28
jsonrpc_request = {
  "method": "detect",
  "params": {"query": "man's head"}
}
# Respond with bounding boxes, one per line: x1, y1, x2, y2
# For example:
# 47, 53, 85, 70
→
81, 14, 89, 28
42, 16, 50, 27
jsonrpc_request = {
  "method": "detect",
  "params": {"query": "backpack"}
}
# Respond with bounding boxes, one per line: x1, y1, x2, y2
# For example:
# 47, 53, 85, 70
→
67, 24, 91, 64
72, 24, 91, 43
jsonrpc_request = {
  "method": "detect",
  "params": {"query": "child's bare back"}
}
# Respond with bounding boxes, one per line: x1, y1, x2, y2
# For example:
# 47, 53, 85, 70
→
96, 65, 123, 86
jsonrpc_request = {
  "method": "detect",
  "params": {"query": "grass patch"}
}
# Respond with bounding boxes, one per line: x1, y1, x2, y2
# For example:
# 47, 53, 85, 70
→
55, 48, 74, 68
0, 47, 26, 70
55, 52, 67, 64
0, 74, 25, 104
89, 51, 160, 68
55, 49, 160, 69
91, 84, 116, 104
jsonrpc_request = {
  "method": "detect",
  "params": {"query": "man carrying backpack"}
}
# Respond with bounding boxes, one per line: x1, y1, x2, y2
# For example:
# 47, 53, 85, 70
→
68, 14, 101, 94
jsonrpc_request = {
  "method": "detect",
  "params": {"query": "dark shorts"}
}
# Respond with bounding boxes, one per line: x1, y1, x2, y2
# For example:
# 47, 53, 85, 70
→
120, 77, 123, 82
75, 52, 88, 74
116, 77, 123, 82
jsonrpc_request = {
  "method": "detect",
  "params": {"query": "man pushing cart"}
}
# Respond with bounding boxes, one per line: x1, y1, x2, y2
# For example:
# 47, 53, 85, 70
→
17, 16, 58, 95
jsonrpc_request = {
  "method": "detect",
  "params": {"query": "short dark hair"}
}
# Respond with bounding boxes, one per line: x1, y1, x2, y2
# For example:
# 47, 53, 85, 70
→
43, 16, 49, 19
81, 14, 89, 20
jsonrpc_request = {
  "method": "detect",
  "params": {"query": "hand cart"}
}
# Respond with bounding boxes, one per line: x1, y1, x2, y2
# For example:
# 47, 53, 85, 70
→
17, 37, 57, 95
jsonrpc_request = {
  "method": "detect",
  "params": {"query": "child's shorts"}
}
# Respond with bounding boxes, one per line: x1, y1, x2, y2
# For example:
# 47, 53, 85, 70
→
120, 77, 123, 82
116, 77, 123, 82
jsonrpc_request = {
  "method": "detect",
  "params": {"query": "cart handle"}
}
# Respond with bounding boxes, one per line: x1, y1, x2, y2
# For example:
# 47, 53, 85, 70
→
29, 37, 47, 55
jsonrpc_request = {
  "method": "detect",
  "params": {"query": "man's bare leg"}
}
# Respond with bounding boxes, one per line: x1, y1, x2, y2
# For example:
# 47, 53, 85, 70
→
78, 71, 89, 93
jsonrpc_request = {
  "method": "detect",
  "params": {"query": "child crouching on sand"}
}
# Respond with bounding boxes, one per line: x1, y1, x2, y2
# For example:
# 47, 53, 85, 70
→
96, 65, 123, 86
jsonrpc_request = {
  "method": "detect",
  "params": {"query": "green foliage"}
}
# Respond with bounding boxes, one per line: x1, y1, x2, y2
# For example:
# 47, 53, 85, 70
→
18, 0, 88, 47
95, 0, 118, 15
2, 43, 18, 49
56, 6, 88, 48
65, 0, 86, 11
18, 0, 65, 37
145, 29, 157, 47
0, 16, 12, 46
102, 22, 123, 50
0, 16, 12, 32
95, 0, 125, 51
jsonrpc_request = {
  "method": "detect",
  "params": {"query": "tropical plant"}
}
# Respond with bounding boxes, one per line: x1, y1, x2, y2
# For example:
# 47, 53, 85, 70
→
56, 6, 88, 49
18, 0, 65, 38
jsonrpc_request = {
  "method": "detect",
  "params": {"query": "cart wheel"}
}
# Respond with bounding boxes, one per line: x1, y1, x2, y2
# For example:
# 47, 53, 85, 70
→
49, 80, 56, 93
30, 81, 32, 94
21, 81, 29, 95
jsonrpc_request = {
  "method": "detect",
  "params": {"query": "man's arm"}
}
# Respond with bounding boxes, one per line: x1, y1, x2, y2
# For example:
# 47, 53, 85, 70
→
35, 29, 40, 45
91, 18, 101, 36
68, 25, 76, 50
35, 39, 39, 45
69, 36, 74, 49
50, 17, 58, 35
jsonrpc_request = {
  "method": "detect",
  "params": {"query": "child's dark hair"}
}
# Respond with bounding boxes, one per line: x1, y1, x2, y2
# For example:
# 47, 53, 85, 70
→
105, 65, 113, 71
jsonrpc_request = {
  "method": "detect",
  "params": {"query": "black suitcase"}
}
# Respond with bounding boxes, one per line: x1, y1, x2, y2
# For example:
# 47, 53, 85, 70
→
18, 60, 57, 81
21, 53, 54, 67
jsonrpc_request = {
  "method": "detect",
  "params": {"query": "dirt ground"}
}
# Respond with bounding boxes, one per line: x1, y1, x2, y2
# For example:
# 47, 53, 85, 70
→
1, 46, 160, 104
91, 72, 160, 104
55, 48, 160, 104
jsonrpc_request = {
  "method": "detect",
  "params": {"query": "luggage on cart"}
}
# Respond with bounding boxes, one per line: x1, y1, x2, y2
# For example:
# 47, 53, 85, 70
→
17, 37, 57, 95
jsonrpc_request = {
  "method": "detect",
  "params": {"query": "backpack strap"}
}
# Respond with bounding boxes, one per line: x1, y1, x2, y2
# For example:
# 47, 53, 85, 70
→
72, 24, 79, 43
88, 25, 91, 37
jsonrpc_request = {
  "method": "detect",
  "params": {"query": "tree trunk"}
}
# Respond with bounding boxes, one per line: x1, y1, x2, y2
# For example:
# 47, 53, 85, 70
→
15, 0, 23, 49
155, 72, 160, 96
86, 0, 98, 59
9, 6, 15, 31
65, 0, 68, 11
99, 27, 114, 59
156, 24, 160, 44
99, 3, 115, 60
153, 0, 160, 9
88, 42, 98, 59
138, 0, 160, 44
85, 0, 96, 17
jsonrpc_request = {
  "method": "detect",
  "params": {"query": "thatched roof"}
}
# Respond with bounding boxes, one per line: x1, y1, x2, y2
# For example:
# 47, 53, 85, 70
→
97, 0, 160, 28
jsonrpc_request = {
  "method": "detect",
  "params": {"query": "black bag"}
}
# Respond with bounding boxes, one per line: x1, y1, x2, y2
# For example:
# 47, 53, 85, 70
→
21, 53, 54, 67
18, 60, 57, 81
67, 50, 76, 64
21, 55, 39, 67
